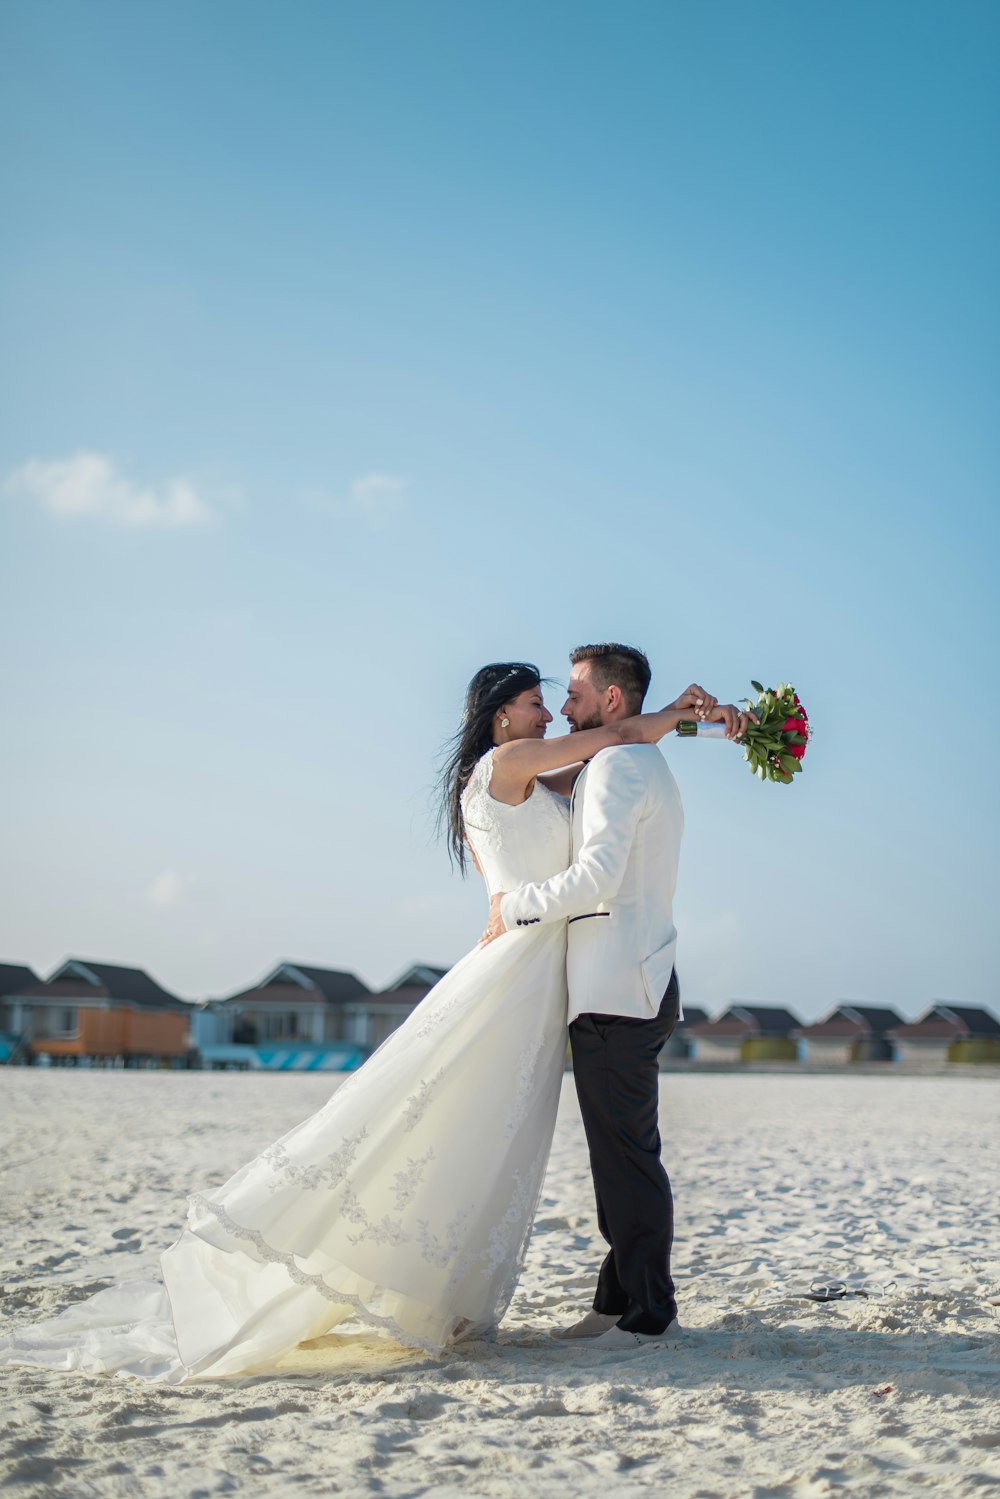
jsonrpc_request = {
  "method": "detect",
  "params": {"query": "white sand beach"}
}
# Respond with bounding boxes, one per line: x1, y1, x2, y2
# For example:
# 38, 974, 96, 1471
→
2, 1070, 998, 1498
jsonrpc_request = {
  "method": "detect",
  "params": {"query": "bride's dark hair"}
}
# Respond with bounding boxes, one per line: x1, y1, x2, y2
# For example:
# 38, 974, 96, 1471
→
438, 661, 543, 873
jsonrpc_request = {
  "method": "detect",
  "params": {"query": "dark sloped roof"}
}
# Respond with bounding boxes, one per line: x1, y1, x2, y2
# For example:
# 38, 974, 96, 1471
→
73, 961, 185, 1009
220, 963, 370, 1006
677, 1006, 709, 1028
890, 1004, 1000, 1039
18, 979, 110, 1002
796, 1004, 903, 1037
0, 963, 40, 996
384, 964, 449, 991
687, 1004, 800, 1036
735, 1005, 800, 1032
21, 960, 186, 1010
839, 1005, 903, 1031
938, 1005, 1000, 1035
222, 982, 328, 1008
291, 965, 371, 1001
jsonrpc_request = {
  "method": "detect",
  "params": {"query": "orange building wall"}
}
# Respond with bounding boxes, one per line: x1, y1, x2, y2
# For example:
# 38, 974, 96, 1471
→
32, 1007, 189, 1058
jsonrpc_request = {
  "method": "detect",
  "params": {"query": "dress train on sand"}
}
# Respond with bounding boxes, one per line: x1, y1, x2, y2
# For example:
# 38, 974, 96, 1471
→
1, 750, 571, 1381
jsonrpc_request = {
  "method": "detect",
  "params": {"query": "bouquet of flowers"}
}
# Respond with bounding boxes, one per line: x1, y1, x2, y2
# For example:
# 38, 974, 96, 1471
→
678, 681, 811, 785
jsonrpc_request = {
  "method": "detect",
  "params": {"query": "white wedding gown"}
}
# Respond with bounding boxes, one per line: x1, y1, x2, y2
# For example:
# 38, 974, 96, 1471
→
1, 751, 571, 1382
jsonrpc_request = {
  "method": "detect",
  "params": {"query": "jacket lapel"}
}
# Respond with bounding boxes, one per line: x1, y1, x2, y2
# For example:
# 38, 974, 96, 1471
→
570, 762, 590, 848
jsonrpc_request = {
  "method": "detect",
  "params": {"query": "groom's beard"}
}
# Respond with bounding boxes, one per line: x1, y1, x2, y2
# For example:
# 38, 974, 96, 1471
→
571, 710, 605, 733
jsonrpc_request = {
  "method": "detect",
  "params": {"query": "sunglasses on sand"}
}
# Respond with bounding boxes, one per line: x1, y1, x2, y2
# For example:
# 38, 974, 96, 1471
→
807, 1279, 896, 1301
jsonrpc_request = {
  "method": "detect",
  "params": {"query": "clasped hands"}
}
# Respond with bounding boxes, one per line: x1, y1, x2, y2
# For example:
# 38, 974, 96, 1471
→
674, 682, 757, 740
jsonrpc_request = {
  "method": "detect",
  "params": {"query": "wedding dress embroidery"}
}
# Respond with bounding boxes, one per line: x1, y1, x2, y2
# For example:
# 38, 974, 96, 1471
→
402, 1070, 445, 1130
505, 1039, 543, 1140
446, 1141, 548, 1299
261, 1127, 367, 1193
460, 748, 569, 876
461, 748, 506, 849
392, 1148, 435, 1211
416, 1205, 473, 1270
489, 1146, 550, 1310
346, 1212, 409, 1250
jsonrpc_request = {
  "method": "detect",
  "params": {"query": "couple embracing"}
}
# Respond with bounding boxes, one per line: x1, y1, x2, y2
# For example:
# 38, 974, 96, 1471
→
2, 644, 749, 1382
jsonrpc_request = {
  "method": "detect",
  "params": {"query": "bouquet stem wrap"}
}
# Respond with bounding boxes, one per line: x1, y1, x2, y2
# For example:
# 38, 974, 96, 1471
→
676, 722, 727, 738
678, 681, 811, 785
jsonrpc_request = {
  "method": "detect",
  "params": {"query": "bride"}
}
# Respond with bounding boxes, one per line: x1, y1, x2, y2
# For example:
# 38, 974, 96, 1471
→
1, 660, 716, 1382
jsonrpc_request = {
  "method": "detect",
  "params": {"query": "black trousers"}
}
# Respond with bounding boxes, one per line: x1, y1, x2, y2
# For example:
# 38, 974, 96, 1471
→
568, 968, 680, 1334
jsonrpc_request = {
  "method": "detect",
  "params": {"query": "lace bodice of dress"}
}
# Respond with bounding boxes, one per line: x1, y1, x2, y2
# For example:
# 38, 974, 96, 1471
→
460, 747, 571, 896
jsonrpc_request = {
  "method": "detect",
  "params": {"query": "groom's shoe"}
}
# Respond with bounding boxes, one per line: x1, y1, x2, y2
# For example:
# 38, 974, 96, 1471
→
551, 1310, 620, 1341
590, 1318, 683, 1348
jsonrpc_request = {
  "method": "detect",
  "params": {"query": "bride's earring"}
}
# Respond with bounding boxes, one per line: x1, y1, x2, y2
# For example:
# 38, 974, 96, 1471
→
500, 716, 510, 728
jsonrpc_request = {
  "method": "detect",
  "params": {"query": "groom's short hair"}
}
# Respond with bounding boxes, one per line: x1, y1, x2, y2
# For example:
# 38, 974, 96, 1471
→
569, 643, 651, 713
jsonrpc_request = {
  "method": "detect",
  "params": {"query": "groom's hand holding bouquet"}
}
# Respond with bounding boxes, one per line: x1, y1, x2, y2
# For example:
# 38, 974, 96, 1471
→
669, 682, 757, 741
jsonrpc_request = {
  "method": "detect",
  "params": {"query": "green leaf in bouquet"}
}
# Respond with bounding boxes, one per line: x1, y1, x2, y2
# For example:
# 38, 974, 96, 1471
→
778, 752, 799, 773
751, 680, 764, 695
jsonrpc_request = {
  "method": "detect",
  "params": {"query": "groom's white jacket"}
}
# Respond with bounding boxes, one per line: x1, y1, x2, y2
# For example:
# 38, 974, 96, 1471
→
500, 743, 684, 1024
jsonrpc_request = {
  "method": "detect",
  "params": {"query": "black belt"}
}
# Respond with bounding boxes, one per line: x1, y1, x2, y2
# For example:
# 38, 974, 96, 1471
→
568, 912, 610, 924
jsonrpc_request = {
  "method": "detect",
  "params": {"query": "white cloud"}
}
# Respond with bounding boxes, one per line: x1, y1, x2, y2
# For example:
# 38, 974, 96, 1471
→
147, 870, 194, 908
349, 472, 407, 521
5, 451, 215, 528
306, 472, 408, 528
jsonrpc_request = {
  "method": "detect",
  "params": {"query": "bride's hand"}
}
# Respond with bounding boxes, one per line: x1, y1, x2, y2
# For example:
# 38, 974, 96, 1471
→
479, 893, 507, 946
670, 682, 718, 720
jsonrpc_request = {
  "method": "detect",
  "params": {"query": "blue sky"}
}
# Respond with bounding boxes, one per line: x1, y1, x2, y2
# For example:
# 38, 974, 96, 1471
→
1, 0, 997, 1017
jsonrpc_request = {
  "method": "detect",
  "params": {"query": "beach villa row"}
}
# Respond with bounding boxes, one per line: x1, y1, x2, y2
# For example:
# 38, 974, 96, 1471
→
1, 960, 998, 1070
0, 959, 448, 1071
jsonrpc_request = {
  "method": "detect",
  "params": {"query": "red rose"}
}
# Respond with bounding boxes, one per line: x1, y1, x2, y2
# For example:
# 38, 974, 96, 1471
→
782, 716, 808, 760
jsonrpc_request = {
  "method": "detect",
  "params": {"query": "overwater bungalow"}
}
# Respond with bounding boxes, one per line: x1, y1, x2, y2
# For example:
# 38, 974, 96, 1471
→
888, 1004, 1000, 1065
0, 963, 41, 1063
793, 1004, 903, 1064
2, 959, 191, 1066
686, 1004, 802, 1063
193, 960, 450, 1070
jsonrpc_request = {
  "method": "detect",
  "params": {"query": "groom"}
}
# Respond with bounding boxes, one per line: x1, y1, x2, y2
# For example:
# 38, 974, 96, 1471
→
483, 644, 742, 1347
